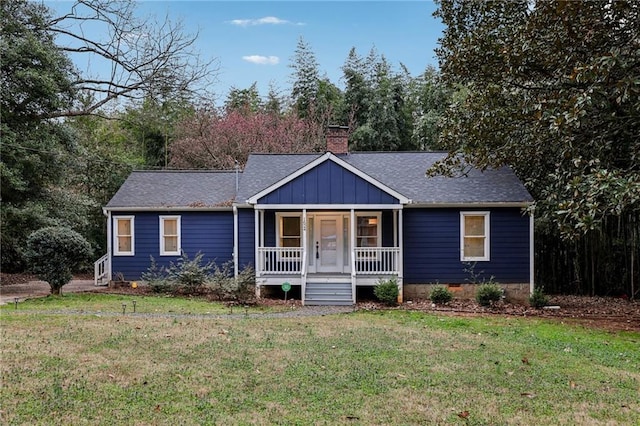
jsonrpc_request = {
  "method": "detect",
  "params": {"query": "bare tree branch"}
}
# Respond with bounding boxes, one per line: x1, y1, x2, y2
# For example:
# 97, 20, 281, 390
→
45, 0, 218, 118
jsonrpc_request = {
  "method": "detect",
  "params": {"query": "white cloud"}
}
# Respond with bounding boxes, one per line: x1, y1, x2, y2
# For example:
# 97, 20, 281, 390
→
229, 16, 304, 27
242, 55, 280, 65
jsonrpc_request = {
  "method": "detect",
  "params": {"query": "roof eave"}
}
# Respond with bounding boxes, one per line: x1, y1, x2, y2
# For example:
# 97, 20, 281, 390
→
406, 201, 534, 208
104, 206, 234, 213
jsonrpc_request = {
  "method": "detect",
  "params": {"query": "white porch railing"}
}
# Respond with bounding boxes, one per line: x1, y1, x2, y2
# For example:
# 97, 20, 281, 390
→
354, 247, 400, 275
257, 247, 304, 274
256, 247, 400, 276
94, 253, 110, 286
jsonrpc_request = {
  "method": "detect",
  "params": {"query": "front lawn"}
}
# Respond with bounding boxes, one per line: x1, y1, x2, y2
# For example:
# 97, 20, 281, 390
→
1, 298, 638, 425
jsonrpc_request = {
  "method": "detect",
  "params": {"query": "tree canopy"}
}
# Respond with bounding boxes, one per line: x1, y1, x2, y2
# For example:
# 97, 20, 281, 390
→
434, 0, 639, 295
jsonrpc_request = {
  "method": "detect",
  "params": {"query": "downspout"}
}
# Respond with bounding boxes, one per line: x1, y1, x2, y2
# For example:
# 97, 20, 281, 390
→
254, 209, 260, 298
233, 205, 238, 278
105, 208, 112, 282
529, 210, 535, 295
398, 208, 403, 304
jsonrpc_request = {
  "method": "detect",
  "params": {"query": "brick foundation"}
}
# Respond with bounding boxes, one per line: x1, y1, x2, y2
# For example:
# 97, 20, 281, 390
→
403, 283, 531, 304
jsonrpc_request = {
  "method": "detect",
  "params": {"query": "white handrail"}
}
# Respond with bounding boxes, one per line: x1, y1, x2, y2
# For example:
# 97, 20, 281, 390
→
94, 253, 109, 286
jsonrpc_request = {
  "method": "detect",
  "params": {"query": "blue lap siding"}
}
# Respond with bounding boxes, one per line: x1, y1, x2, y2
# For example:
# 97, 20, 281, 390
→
403, 208, 530, 284
237, 208, 255, 269
111, 211, 234, 281
258, 160, 399, 205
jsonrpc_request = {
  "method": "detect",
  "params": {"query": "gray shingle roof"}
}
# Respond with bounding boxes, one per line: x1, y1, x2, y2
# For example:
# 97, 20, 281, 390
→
106, 170, 238, 209
238, 152, 533, 205
106, 152, 533, 209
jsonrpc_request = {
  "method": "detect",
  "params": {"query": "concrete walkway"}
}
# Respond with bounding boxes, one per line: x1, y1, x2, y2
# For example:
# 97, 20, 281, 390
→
0, 279, 101, 305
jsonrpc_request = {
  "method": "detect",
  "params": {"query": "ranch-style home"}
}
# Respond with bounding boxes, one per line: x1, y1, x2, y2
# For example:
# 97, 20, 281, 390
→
95, 126, 534, 305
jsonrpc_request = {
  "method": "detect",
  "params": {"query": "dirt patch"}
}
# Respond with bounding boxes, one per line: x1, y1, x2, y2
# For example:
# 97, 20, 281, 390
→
363, 295, 640, 333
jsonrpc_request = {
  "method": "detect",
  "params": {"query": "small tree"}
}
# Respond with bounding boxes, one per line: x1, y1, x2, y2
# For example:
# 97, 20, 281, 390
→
25, 227, 93, 295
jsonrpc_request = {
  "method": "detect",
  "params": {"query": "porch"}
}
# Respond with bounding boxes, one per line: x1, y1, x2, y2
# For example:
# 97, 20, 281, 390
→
253, 209, 403, 305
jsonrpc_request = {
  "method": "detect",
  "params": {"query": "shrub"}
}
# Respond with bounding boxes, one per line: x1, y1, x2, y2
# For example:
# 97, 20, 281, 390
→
374, 278, 399, 305
141, 257, 173, 293
25, 227, 93, 295
529, 287, 550, 308
475, 282, 503, 307
167, 251, 213, 291
141, 254, 256, 301
429, 284, 453, 304
208, 261, 256, 303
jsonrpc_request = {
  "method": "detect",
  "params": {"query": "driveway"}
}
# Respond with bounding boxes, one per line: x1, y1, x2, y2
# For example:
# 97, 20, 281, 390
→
0, 279, 102, 305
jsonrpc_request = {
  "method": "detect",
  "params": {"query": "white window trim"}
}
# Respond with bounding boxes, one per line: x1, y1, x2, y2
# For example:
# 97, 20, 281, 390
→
355, 212, 382, 246
355, 212, 382, 259
275, 213, 303, 260
113, 216, 134, 256
275, 213, 303, 248
160, 215, 181, 256
460, 211, 490, 261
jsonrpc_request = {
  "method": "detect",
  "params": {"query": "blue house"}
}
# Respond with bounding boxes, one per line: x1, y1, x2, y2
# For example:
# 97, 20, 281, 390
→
95, 127, 534, 305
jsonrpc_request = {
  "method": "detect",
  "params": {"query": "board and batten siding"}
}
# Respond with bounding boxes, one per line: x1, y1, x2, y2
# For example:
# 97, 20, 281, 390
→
258, 160, 399, 205
111, 211, 234, 281
403, 208, 530, 284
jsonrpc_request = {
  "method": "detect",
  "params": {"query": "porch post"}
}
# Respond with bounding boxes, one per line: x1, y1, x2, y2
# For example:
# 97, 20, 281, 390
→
302, 209, 307, 305
397, 208, 404, 304
350, 209, 356, 304
254, 209, 260, 298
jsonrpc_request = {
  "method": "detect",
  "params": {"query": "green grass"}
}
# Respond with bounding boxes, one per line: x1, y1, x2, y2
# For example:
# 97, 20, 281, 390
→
1, 304, 638, 425
1, 293, 288, 315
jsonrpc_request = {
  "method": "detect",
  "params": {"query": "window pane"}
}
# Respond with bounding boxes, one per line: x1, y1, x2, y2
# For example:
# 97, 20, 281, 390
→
465, 216, 485, 236
464, 237, 485, 257
117, 219, 131, 235
164, 219, 177, 235
118, 236, 131, 252
357, 216, 378, 247
164, 236, 178, 252
282, 237, 300, 248
282, 217, 300, 237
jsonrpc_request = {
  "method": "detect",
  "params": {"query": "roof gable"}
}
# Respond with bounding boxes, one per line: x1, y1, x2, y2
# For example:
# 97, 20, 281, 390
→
246, 152, 410, 204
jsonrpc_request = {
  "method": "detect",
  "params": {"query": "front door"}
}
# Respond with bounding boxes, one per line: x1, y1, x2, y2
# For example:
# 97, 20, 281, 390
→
315, 215, 343, 273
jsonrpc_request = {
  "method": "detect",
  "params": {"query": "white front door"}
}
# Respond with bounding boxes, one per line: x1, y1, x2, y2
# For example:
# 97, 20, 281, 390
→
315, 215, 343, 273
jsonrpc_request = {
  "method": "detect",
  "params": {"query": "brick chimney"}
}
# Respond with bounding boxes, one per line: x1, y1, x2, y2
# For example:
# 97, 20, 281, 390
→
326, 125, 349, 155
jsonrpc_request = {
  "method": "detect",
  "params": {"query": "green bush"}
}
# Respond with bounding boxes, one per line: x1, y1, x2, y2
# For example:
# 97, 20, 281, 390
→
141, 257, 173, 293
25, 226, 93, 295
142, 253, 256, 301
475, 283, 503, 307
167, 252, 213, 290
374, 278, 399, 305
429, 284, 453, 304
529, 287, 550, 308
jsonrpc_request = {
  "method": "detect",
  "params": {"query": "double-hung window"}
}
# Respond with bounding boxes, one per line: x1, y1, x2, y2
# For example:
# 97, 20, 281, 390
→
460, 212, 490, 261
277, 214, 301, 258
114, 216, 134, 256
160, 216, 181, 256
356, 213, 381, 258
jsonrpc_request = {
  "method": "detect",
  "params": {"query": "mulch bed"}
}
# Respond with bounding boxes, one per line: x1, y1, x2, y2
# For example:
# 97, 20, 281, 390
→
2, 273, 638, 332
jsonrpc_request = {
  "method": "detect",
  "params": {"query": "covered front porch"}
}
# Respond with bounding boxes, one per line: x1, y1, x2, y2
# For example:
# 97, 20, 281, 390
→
253, 207, 403, 305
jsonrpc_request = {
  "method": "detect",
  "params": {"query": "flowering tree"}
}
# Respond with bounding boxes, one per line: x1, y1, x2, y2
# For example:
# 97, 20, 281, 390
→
169, 110, 325, 169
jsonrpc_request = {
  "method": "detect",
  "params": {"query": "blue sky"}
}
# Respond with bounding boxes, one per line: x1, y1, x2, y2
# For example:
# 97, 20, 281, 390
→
48, 1, 444, 103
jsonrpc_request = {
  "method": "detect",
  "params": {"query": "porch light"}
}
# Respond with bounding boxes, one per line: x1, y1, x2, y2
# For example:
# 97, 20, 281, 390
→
368, 218, 378, 225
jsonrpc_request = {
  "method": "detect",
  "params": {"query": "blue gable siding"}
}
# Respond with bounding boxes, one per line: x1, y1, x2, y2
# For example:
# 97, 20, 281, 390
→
403, 208, 530, 284
258, 160, 399, 205
237, 208, 255, 269
111, 211, 234, 281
